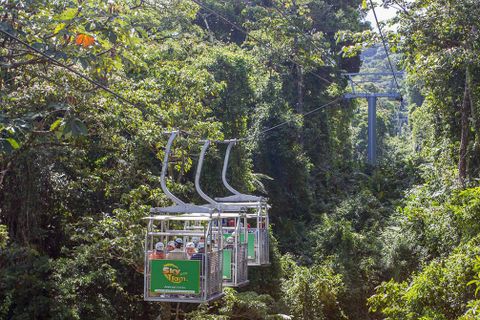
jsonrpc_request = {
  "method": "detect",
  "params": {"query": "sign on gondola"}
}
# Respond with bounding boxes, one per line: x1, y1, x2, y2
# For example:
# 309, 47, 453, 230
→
247, 233, 255, 259
150, 260, 201, 294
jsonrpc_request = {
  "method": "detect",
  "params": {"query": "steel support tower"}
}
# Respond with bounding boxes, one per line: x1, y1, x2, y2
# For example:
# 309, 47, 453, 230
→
344, 72, 403, 165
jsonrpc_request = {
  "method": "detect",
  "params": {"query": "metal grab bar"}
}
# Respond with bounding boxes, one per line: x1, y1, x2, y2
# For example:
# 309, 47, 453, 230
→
195, 140, 217, 206
222, 141, 241, 196
160, 131, 185, 205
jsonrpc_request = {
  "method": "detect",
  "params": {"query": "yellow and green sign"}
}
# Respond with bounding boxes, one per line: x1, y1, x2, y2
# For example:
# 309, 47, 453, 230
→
150, 259, 200, 294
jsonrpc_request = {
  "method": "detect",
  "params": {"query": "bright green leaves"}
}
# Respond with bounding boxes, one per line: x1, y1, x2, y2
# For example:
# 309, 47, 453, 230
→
54, 23, 67, 34
467, 256, 480, 297
0, 138, 20, 153
0, 119, 22, 153
368, 237, 480, 320
281, 254, 346, 320
51, 117, 88, 139
5, 138, 19, 150
49, 118, 63, 132
56, 7, 79, 21
362, 0, 368, 10
336, 29, 379, 57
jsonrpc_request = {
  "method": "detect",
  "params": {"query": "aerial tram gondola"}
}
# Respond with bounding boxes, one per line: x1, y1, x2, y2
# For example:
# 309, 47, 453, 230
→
144, 132, 250, 302
194, 139, 249, 287
215, 140, 270, 266
144, 213, 224, 303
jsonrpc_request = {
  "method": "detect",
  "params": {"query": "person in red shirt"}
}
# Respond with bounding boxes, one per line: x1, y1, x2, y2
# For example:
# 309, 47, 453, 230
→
149, 242, 166, 260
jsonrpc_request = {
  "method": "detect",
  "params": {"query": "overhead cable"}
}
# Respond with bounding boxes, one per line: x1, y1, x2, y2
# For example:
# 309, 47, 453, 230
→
243, 97, 342, 141
269, 3, 372, 94
190, 0, 334, 86
368, 0, 401, 93
1, 19, 343, 144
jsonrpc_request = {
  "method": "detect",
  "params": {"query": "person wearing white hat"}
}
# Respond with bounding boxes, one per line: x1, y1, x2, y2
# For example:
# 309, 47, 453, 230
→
191, 243, 206, 275
192, 236, 200, 248
185, 242, 197, 259
149, 241, 165, 260
174, 238, 184, 249
166, 241, 175, 253
224, 236, 235, 250
191, 242, 205, 259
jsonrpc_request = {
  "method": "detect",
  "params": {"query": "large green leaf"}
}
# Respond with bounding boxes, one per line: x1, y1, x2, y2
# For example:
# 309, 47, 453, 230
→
6, 138, 19, 149
61, 118, 87, 139
362, 0, 368, 10
70, 118, 88, 137
56, 8, 78, 21
50, 118, 63, 132
54, 23, 66, 34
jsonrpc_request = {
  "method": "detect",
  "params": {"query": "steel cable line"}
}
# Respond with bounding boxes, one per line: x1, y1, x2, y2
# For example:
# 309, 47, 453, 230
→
1, 24, 337, 144
268, 2, 373, 94
367, 0, 405, 131
0, 28, 145, 112
187, 0, 361, 141
184, 0, 350, 142
1, 19, 342, 144
190, 0, 336, 86
368, 0, 402, 94
237, 97, 342, 142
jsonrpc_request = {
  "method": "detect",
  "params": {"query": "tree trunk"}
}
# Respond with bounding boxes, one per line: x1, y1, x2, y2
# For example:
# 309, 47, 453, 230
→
296, 64, 304, 114
459, 70, 471, 186
291, 0, 303, 115
467, 67, 480, 172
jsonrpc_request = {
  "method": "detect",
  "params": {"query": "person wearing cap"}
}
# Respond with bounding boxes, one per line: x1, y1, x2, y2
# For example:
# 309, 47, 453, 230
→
191, 242, 205, 262
167, 238, 187, 260
224, 236, 234, 250
174, 238, 184, 249
166, 241, 175, 253
192, 236, 200, 248
185, 242, 197, 259
149, 242, 166, 260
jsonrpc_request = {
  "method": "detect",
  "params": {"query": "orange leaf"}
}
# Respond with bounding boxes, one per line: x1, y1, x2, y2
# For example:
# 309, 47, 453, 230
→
75, 34, 95, 48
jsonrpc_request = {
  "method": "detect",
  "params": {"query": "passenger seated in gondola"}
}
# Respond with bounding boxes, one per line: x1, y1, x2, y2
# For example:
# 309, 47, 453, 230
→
191, 243, 205, 276
224, 236, 234, 250
149, 242, 165, 260
185, 242, 197, 259
192, 236, 200, 248
166, 240, 175, 253
167, 238, 187, 260
190, 243, 205, 261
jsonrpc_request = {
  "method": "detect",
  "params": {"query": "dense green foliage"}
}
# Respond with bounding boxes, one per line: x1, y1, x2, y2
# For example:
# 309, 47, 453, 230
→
2, 0, 480, 319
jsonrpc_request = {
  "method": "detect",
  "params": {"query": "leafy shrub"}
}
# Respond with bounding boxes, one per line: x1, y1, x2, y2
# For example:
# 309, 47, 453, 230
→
187, 288, 281, 320
0, 245, 52, 319
309, 190, 389, 318
281, 254, 346, 320
368, 236, 480, 319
